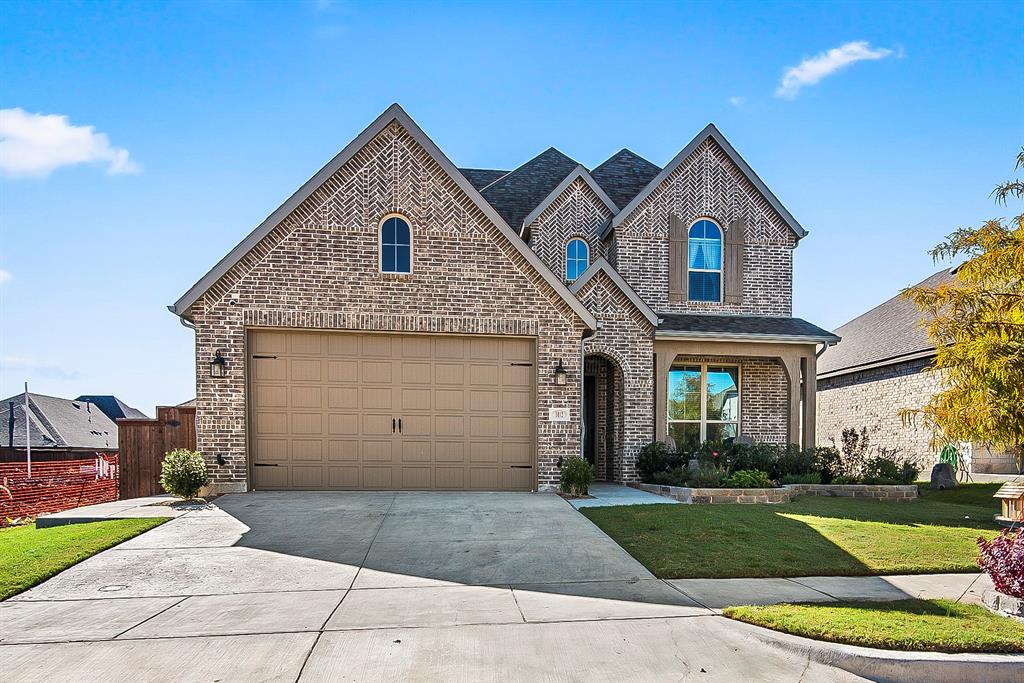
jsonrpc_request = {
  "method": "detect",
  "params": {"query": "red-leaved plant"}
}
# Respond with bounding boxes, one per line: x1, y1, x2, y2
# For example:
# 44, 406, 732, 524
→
977, 530, 1024, 599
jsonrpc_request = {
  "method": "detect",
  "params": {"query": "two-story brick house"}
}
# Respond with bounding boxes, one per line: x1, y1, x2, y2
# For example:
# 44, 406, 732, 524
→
170, 104, 838, 493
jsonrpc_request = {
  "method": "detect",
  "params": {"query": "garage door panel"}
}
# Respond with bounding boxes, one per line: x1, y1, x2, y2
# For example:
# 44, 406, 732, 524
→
251, 330, 534, 491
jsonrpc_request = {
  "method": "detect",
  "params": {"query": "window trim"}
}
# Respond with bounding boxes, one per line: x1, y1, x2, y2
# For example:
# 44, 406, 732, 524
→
378, 213, 413, 274
565, 237, 590, 282
667, 362, 741, 443
687, 218, 723, 303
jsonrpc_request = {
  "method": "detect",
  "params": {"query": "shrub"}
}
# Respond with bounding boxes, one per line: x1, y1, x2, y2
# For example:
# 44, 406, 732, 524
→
637, 441, 682, 482
832, 475, 861, 485
650, 467, 688, 487
861, 456, 903, 484
724, 469, 774, 488
159, 449, 209, 499
559, 455, 595, 496
687, 464, 729, 488
776, 445, 816, 479
899, 459, 922, 485
779, 472, 822, 485
814, 446, 843, 483
978, 531, 1024, 599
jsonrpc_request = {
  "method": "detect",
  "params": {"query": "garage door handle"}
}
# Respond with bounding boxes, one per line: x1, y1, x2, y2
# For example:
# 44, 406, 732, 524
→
398, 418, 402, 433
254, 463, 279, 467
510, 465, 533, 469
252, 355, 278, 359
392, 418, 396, 433
510, 362, 533, 367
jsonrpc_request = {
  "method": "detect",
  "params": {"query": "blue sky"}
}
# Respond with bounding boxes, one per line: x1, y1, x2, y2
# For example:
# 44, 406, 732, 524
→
1, 0, 1021, 412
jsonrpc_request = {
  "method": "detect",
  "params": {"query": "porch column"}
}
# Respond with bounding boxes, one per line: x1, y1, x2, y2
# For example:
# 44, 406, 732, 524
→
801, 354, 817, 449
781, 355, 801, 446
654, 350, 675, 442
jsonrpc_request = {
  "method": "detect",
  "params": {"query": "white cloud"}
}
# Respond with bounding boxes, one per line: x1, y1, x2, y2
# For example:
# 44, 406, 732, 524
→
776, 41, 895, 99
0, 356, 81, 381
728, 96, 746, 107
0, 269, 10, 285
0, 108, 141, 179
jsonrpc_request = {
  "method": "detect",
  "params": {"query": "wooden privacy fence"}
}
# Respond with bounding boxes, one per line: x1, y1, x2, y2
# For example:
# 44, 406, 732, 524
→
117, 406, 196, 499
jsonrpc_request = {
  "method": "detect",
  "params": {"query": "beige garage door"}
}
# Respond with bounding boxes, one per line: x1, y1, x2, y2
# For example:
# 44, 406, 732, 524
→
249, 330, 536, 491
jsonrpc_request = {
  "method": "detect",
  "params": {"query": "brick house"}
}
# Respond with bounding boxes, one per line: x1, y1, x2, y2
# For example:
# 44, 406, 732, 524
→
817, 268, 1019, 474
170, 104, 837, 493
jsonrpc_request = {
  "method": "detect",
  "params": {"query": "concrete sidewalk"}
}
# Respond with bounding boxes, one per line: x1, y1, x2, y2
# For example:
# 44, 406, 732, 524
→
35, 495, 199, 527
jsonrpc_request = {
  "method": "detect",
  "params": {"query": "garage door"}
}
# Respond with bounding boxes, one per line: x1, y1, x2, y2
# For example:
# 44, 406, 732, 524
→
249, 330, 536, 491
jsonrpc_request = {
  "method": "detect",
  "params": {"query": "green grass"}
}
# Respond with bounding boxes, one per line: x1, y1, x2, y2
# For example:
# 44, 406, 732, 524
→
724, 599, 1024, 654
0, 518, 168, 600
918, 482, 1003, 507
582, 484, 1001, 579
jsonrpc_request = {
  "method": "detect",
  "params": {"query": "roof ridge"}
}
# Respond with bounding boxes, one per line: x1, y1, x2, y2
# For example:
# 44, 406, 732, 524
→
480, 147, 579, 192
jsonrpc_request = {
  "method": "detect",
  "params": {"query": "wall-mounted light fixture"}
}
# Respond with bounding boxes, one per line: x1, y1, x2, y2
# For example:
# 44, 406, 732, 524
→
209, 349, 227, 378
554, 359, 568, 386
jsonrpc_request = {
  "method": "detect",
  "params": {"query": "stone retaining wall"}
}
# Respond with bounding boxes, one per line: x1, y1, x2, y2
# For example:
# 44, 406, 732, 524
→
630, 482, 918, 504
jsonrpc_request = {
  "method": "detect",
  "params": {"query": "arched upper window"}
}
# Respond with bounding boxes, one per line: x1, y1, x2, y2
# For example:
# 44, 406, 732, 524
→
688, 219, 722, 302
380, 215, 411, 274
566, 238, 589, 282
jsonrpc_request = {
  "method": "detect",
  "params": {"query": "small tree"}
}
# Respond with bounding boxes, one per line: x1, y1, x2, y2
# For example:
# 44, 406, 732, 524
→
160, 449, 209, 500
901, 149, 1024, 471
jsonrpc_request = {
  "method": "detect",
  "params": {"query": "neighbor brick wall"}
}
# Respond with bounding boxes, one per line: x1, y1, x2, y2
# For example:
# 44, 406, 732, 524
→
190, 120, 587, 492
614, 138, 795, 316
575, 270, 655, 483
816, 357, 941, 469
817, 357, 1020, 473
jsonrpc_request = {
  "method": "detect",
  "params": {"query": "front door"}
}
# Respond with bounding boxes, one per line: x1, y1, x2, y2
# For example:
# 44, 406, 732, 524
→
583, 374, 596, 466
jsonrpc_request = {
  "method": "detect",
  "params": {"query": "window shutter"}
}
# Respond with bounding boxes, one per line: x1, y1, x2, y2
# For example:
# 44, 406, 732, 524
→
668, 214, 687, 302
724, 218, 746, 304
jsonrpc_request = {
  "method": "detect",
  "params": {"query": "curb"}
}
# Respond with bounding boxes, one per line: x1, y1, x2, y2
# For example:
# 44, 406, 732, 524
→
727, 618, 1024, 683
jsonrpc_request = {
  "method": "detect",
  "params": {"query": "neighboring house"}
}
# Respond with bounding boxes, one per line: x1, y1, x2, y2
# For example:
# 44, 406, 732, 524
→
169, 104, 838, 493
0, 392, 124, 460
816, 268, 1019, 474
75, 395, 149, 421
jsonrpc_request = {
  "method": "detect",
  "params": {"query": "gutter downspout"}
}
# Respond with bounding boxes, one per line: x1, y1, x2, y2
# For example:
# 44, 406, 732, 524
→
816, 340, 837, 358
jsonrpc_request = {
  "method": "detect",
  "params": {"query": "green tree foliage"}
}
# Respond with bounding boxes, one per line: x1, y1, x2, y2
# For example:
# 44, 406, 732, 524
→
902, 149, 1024, 469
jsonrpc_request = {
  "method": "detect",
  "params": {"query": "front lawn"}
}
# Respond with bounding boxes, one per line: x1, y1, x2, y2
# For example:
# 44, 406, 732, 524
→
0, 518, 168, 600
724, 599, 1024, 654
582, 484, 1000, 578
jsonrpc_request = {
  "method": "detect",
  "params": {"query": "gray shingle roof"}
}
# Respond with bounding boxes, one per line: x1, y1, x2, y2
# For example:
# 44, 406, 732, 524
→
480, 148, 579, 230
75, 395, 148, 421
1, 392, 118, 449
591, 149, 661, 210
458, 168, 508, 191
817, 268, 954, 377
657, 313, 839, 342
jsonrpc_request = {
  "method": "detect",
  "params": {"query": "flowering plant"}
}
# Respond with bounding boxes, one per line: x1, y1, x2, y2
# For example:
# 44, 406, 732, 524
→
978, 530, 1024, 599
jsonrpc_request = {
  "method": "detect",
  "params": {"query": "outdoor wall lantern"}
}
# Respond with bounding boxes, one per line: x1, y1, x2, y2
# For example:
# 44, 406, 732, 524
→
209, 350, 227, 378
554, 359, 568, 386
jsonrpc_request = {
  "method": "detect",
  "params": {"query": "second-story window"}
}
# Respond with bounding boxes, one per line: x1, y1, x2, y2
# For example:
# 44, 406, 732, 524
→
380, 215, 412, 274
566, 238, 589, 282
688, 219, 721, 302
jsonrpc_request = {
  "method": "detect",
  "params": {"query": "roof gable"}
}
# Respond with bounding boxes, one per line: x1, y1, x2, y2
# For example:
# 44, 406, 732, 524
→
480, 147, 579, 230
569, 257, 658, 326
520, 165, 618, 240
170, 104, 596, 330
591, 149, 661, 210
608, 124, 807, 240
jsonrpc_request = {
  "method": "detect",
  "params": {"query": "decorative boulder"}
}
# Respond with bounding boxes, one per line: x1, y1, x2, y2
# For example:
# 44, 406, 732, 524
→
930, 462, 957, 490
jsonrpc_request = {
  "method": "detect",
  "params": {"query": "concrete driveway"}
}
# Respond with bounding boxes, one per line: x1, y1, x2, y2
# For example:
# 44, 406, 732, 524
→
1, 492, 864, 682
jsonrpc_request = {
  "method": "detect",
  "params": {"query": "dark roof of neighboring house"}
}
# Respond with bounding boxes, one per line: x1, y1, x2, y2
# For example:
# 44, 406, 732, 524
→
657, 313, 840, 343
0, 392, 118, 449
818, 268, 954, 378
75, 395, 148, 421
459, 168, 508, 191
591, 149, 661, 210
480, 148, 580, 230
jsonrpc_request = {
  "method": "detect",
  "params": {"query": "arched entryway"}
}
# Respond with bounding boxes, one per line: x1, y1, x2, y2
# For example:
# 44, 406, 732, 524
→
583, 352, 625, 482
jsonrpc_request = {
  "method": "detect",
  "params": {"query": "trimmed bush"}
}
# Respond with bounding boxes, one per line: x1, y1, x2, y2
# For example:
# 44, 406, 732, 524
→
159, 449, 209, 500
559, 455, 595, 497
688, 464, 729, 488
813, 447, 843, 484
650, 467, 688, 487
724, 469, 774, 489
637, 441, 682, 483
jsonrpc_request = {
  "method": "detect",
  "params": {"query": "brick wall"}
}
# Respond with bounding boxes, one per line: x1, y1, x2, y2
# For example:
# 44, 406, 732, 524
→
190, 120, 587, 492
526, 176, 613, 278
613, 138, 795, 316
817, 357, 941, 468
